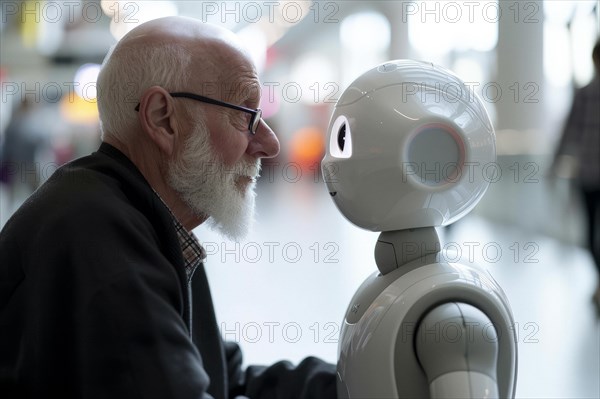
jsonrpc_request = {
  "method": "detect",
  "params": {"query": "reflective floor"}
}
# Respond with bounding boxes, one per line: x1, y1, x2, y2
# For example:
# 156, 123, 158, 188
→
195, 171, 600, 399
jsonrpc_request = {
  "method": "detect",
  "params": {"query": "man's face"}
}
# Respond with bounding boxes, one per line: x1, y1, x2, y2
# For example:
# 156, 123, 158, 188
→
167, 48, 279, 238
167, 116, 261, 240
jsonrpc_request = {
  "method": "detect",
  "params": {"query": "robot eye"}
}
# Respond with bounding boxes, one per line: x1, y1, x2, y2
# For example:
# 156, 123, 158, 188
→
329, 115, 352, 158
338, 123, 347, 152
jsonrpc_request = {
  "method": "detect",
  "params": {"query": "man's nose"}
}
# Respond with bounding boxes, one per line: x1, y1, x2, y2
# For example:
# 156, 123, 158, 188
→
246, 119, 280, 159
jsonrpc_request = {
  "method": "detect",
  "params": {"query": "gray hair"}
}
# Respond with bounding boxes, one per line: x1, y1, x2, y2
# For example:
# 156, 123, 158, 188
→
96, 42, 192, 142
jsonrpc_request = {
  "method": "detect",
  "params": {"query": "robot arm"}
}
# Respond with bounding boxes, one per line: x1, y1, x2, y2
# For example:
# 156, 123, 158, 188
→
416, 302, 499, 399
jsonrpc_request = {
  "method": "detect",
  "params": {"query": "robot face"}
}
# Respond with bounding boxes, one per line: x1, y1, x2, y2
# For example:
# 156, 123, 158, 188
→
322, 60, 495, 232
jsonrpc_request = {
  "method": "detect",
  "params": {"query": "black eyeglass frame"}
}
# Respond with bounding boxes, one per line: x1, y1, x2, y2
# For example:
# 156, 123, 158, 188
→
134, 92, 262, 135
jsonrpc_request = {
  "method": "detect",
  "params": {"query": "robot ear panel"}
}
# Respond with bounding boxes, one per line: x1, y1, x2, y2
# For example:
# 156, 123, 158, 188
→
405, 123, 466, 187
329, 115, 353, 158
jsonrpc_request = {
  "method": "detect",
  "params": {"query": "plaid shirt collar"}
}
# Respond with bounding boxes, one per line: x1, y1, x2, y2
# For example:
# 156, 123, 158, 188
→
153, 190, 206, 281
172, 217, 206, 281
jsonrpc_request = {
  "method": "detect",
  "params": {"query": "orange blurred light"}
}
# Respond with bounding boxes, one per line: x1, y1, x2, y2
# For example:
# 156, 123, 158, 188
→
59, 94, 99, 125
289, 126, 325, 172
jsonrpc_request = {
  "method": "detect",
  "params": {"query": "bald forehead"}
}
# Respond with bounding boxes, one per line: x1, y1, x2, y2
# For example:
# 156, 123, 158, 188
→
186, 38, 259, 105
118, 16, 258, 101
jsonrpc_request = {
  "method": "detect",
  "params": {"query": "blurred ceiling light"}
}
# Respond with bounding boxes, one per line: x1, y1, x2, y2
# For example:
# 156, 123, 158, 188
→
74, 63, 102, 100
340, 11, 390, 52
106, 1, 178, 40
408, 1, 498, 55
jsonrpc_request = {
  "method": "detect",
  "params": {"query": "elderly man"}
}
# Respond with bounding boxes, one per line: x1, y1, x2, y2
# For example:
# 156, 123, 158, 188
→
0, 17, 336, 399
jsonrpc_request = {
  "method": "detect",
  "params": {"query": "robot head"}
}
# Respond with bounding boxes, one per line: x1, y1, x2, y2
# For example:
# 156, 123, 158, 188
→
322, 60, 496, 232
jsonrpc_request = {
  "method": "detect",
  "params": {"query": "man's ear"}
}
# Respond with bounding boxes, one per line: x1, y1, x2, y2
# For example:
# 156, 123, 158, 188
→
137, 86, 178, 156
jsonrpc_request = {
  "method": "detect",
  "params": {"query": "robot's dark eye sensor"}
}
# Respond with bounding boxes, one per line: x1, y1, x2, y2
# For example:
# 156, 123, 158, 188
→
338, 123, 347, 151
329, 115, 351, 158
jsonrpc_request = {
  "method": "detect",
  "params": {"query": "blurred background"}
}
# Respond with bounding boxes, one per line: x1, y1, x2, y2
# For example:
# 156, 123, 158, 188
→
1, 1, 599, 397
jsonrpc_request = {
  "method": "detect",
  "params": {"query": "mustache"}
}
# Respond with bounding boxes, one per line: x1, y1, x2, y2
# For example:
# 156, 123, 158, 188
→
237, 160, 261, 179
186, 159, 262, 180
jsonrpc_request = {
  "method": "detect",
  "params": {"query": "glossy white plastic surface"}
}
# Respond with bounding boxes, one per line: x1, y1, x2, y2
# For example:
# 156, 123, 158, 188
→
336, 261, 517, 399
430, 372, 499, 399
322, 60, 496, 231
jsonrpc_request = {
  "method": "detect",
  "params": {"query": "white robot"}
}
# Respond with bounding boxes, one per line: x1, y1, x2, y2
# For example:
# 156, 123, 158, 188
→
322, 60, 517, 398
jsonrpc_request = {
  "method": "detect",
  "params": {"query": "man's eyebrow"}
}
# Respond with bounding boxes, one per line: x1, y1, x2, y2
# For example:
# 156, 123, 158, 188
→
234, 82, 261, 107
244, 92, 261, 108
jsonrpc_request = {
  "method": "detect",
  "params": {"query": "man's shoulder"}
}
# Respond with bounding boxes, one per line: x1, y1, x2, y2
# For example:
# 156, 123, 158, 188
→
0, 146, 181, 282
49, 144, 147, 201
18, 151, 139, 218
2, 146, 166, 245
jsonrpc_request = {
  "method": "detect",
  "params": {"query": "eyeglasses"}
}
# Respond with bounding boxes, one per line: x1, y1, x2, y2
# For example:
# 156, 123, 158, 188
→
134, 92, 262, 135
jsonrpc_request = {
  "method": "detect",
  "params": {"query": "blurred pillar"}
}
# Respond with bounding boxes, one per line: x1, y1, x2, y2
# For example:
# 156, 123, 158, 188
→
379, 2, 410, 60
495, 0, 544, 131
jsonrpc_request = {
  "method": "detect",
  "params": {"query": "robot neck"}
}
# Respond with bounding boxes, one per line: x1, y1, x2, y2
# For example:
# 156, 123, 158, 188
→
375, 227, 442, 275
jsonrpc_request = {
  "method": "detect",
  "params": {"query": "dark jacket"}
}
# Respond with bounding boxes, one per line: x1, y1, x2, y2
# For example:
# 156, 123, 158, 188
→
0, 143, 336, 399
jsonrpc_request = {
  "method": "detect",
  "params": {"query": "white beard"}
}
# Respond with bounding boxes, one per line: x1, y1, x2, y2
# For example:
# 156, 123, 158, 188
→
167, 121, 261, 240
